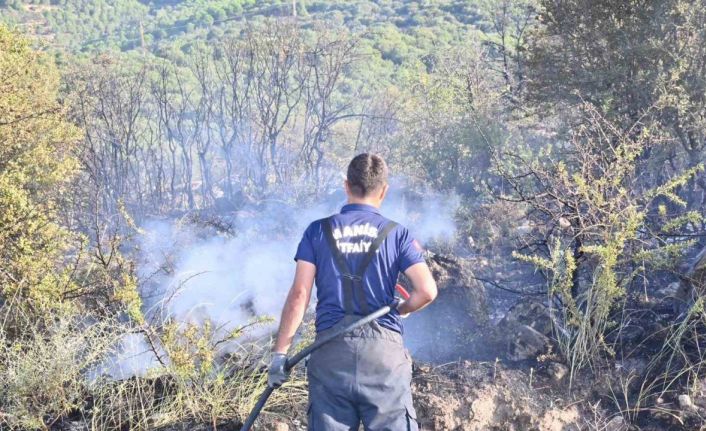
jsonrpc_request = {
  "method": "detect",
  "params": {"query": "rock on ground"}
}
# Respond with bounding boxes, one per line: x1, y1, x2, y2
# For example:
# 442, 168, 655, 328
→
402, 252, 491, 362
497, 301, 554, 361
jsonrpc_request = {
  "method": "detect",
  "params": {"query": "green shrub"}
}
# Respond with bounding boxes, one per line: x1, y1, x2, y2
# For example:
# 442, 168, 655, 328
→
510, 105, 703, 384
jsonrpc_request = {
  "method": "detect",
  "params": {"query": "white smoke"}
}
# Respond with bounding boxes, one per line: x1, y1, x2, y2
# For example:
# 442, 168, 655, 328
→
136, 204, 331, 337
120, 188, 459, 375
382, 192, 459, 244
102, 333, 162, 379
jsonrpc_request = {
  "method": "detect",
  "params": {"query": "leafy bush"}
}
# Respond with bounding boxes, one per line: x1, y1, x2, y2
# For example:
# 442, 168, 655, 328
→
87, 316, 306, 431
508, 105, 703, 383
0, 25, 83, 324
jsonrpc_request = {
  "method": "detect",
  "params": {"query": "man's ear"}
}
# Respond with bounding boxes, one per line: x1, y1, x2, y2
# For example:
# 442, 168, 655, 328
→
344, 180, 351, 196
379, 184, 389, 201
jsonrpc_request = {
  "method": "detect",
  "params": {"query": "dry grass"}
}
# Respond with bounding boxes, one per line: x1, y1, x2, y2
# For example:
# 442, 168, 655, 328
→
593, 296, 706, 428
0, 314, 114, 430
88, 356, 307, 431
0, 310, 308, 430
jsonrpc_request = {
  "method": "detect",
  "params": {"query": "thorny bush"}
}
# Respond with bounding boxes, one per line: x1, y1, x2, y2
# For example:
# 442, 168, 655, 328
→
502, 104, 703, 385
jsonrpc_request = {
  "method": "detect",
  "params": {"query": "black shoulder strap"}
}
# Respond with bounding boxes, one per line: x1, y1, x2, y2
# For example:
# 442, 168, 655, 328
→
323, 217, 355, 314
356, 221, 398, 277
353, 221, 398, 315
323, 218, 398, 316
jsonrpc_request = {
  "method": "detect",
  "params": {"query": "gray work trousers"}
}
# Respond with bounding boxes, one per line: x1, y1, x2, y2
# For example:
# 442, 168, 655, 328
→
306, 317, 419, 431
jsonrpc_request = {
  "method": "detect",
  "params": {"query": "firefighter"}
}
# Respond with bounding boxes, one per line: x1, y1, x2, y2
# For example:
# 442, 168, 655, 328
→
269, 153, 438, 430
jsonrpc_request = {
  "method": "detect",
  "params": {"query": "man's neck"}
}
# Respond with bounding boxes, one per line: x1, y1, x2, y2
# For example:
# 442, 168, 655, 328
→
346, 198, 381, 208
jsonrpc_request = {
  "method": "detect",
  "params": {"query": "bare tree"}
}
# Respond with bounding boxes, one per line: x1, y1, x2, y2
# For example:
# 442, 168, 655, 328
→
67, 21, 371, 215
152, 63, 198, 210
213, 37, 255, 205
247, 23, 307, 193
481, 0, 536, 106
68, 58, 148, 216
190, 47, 217, 207
301, 31, 359, 193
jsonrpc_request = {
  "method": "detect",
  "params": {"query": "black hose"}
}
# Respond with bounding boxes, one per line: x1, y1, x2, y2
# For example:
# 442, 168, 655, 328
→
239, 305, 393, 431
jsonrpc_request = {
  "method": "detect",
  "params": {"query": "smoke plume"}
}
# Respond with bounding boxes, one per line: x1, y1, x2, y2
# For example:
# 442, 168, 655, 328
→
109, 187, 459, 377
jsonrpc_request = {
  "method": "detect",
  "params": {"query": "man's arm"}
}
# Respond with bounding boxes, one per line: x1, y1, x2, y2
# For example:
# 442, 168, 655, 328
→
273, 260, 316, 354
397, 262, 437, 315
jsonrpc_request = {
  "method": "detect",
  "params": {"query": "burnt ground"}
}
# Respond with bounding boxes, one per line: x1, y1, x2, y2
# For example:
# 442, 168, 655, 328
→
252, 360, 593, 431
53, 250, 706, 431
245, 252, 590, 431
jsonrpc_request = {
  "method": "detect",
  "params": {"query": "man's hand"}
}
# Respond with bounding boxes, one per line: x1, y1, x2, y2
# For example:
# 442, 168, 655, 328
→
268, 353, 290, 388
391, 297, 410, 318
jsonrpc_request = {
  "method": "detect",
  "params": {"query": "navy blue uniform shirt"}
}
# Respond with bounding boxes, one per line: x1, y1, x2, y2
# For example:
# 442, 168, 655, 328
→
294, 203, 425, 334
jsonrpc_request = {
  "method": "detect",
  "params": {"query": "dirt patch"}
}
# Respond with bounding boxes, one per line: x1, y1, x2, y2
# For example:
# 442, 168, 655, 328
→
412, 361, 581, 431
255, 360, 587, 431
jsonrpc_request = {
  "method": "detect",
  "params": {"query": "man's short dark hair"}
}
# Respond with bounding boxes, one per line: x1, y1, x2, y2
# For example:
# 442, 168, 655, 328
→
346, 153, 388, 197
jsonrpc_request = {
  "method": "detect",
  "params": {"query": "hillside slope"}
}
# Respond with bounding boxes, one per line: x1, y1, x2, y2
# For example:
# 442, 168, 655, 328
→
0, 0, 489, 65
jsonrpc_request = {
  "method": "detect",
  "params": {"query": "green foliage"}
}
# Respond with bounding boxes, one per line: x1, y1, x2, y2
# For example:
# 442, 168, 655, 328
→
0, 0, 485, 88
526, 0, 669, 116
510, 105, 702, 383
526, 0, 706, 192
395, 43, 510, 194
0, 25, 81, 317
0, 28, 149, 430
88, 316, 302, 431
